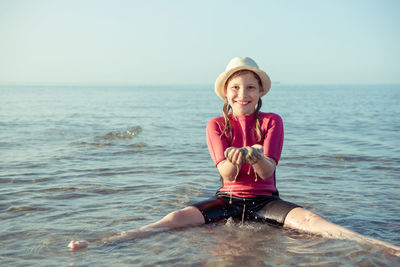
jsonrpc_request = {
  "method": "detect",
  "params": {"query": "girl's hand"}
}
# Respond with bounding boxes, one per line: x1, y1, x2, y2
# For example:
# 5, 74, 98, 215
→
239, 145, 263, 165
251, 144, 263, 151
224, 147, 244, 166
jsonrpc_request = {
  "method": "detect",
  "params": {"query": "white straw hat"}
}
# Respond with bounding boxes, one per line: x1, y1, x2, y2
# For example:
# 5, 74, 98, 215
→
214, 57, 271, 100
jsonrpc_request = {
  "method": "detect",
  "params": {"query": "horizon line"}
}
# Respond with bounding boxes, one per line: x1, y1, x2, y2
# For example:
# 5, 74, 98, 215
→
1, 81, 400, 87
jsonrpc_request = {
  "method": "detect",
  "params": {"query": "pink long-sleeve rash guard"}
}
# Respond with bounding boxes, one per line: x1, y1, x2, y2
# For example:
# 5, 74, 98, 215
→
206, 112, 284, 198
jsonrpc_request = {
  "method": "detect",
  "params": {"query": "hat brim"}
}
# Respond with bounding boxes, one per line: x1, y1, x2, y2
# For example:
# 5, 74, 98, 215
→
214, 66, 271, 100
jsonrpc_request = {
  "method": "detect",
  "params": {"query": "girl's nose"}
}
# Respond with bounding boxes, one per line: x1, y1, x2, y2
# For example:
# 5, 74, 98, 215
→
238, 87, 246, 98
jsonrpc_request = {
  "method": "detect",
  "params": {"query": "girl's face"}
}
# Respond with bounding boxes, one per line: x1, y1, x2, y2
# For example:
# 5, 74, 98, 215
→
225, 72, 261, 116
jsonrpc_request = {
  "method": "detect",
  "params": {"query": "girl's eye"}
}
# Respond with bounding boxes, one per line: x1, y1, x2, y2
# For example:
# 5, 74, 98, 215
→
248, 86, 256, 90
231, 86, 239, 90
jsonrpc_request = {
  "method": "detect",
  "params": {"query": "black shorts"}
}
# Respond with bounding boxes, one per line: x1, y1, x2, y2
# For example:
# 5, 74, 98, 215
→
192, 192, 300, 226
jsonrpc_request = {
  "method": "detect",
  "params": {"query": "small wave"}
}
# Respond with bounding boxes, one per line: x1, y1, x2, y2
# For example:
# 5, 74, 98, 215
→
0, 142, 10, 147
77, 126, 143, 148
89, 184, 160, 195
112, 143, 148, 155
284, 154, 400, 165
28, 186, 84, 193
126, 142, 147, 148
44, 193, 91, 200
1, 177, 55, 185
5, 206, 52, 214
103, 126, 142, 140
78, 141, 114, 147
332, 155, 376, 162
164, 169, 200, 176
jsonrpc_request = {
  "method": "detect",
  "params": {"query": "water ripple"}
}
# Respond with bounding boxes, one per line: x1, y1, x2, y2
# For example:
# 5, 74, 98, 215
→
1, 85, 399, 266
103, 126, 142, 140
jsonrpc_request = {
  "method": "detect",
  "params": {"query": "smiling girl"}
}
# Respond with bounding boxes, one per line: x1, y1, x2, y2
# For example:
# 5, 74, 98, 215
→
69, 57, 399, 255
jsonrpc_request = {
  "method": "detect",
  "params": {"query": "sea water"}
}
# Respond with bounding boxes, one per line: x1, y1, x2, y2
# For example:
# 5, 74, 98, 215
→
0, 84, 399, 266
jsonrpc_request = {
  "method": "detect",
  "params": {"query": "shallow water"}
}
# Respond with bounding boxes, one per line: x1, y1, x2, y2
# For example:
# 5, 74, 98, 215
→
1, 84, 399, 266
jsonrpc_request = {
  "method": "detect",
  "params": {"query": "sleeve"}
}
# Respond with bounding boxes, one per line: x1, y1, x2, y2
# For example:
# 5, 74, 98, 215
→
263, 114, 284, 165
206, 118, 230, 167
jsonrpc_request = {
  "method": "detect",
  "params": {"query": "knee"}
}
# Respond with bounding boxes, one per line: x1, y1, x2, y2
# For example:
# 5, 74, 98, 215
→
163, 206, 204, 228
164, 208, 197, 227
165, 209, 187, 224
303, 211, 324, 227
285, 208, 325, 230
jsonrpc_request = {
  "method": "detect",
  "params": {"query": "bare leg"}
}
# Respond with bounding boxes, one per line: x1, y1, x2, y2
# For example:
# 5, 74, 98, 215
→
69, 206, 205, 250
104, 206, 205, 243
283, 207, 400, 256
140, 206, 205, 230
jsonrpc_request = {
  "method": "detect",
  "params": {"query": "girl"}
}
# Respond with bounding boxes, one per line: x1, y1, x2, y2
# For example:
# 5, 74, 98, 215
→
69, 57, 400, 254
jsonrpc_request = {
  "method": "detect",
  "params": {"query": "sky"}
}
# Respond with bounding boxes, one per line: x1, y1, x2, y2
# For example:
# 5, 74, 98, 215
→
0, 0, 399, 85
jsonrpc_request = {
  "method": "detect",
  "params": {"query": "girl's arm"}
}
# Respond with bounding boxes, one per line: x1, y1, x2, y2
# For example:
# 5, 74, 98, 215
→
242, 144, 276, 180
217, 147, 243, 181
253, 113, 283, 179
252, 154, 276, 180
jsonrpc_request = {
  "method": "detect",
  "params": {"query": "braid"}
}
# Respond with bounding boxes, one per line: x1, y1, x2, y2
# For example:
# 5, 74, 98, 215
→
221, 98, 233, 143
254, 98, 262, 142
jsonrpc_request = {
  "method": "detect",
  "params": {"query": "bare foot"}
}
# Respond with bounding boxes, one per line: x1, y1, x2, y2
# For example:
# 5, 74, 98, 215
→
68, 240, 88, 250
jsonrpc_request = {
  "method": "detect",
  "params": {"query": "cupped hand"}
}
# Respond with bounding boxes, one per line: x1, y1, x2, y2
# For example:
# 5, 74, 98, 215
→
224, 147, 244, 166
251, 144, 263, 151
